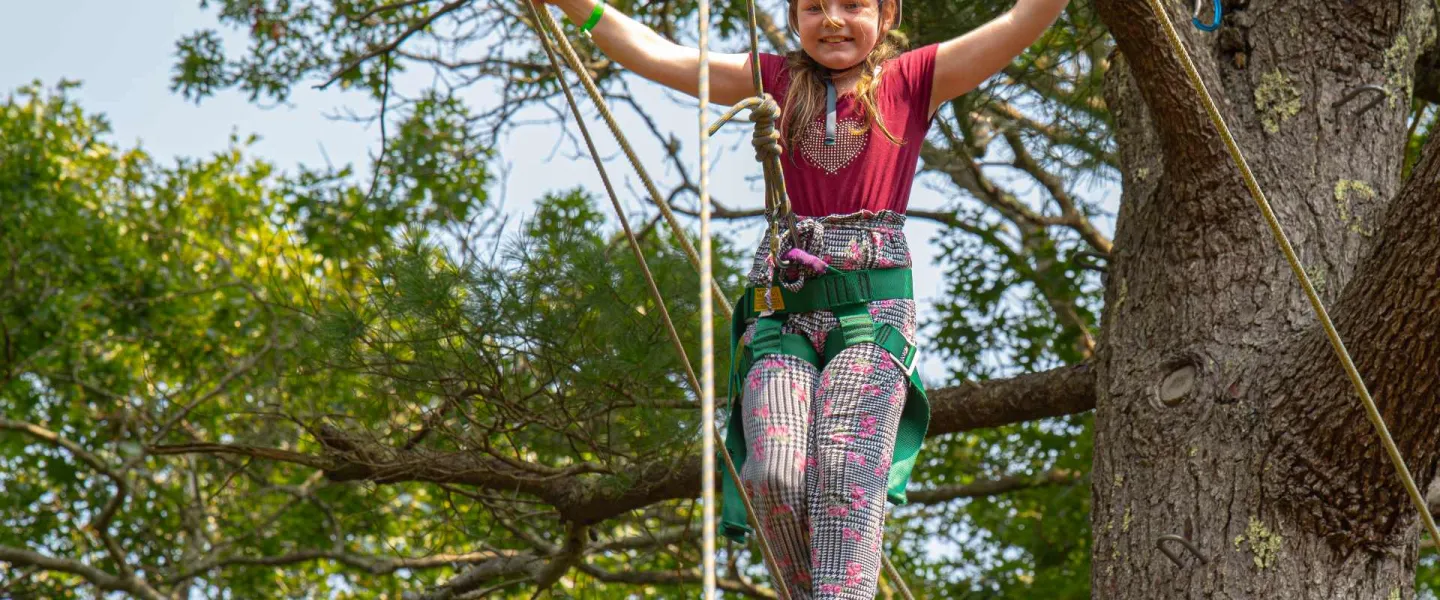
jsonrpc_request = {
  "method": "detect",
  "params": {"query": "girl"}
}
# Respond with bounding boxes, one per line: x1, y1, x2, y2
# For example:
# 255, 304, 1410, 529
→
535, 0, 1069, 596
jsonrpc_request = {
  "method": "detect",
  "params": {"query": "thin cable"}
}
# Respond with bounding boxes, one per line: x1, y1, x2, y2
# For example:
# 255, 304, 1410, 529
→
1141, 0, 1440, 546
698, 0, 718, 594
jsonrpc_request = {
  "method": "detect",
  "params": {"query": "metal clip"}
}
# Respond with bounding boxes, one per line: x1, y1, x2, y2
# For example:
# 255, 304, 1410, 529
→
1156, 534, 1208, 567
771, 212, 806, 275
1333, 84, 1388, 117
1192, 0, 1221, 31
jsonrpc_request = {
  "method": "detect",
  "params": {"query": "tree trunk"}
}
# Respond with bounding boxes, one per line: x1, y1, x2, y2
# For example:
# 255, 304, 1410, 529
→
1089, 0, 1440, 597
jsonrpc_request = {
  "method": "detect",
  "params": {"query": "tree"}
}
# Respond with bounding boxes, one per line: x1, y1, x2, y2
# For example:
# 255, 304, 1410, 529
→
4, 0, 1439, 597
0, 80, 500, 599
1089, 1, 1440, 597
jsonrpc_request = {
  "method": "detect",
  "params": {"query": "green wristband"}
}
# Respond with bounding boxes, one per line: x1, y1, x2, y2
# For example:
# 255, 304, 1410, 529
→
579, 0, 605, 33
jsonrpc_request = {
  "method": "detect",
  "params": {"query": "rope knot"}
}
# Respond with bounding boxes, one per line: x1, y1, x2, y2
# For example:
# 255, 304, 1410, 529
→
749, 94, 784, 161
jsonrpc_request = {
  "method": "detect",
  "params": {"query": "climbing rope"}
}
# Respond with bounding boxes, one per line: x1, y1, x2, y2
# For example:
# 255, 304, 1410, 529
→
698, 0, 717, 593
1145, 0, 1440, 547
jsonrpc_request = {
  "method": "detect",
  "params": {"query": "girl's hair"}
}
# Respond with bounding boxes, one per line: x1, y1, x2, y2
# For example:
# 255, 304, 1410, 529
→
781, 0, 907, 153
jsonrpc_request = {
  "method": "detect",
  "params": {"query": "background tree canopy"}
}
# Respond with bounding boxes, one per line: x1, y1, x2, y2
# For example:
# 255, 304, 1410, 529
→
2, 0, 1437, 598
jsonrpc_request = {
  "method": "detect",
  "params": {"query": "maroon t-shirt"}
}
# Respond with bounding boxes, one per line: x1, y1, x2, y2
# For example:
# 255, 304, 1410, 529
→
758, 44, 938, 217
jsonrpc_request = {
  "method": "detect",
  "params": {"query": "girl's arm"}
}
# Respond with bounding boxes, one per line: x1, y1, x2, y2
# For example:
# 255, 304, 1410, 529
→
540, 0, 761, 105
927, 0, 1071, 116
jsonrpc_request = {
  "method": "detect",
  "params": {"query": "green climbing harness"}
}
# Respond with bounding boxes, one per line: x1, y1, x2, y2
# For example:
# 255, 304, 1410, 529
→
720, 266, 931, 543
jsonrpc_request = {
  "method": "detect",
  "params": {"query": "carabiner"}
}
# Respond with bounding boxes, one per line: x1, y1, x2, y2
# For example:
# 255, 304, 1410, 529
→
1192, 0, 1221, 32
784, 213, 803, 256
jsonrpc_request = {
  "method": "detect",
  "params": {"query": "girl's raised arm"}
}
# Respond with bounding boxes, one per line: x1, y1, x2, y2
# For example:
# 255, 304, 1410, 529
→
538, 0, 762, 105
927, 0, 1071, 116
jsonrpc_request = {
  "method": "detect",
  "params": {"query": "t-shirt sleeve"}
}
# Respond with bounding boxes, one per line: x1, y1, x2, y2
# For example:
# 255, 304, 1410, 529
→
891, 43, 939, 126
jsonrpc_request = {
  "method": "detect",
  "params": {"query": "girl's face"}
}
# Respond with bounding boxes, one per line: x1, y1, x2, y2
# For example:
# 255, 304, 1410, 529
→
793, 0, 893, 71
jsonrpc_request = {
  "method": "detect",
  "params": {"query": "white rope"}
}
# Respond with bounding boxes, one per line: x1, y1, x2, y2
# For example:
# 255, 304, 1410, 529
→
698, 0, 717, 596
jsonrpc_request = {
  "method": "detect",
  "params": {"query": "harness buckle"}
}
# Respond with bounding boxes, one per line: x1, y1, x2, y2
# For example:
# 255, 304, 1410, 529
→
874, 323, 918, 377
895, 344, 918, 377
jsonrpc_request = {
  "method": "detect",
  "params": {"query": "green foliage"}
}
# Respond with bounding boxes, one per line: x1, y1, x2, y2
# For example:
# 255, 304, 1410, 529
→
0, 81, 492, 598
1403, 100, 1440, 181
277, 92, 492, 258
930, 216, 1101, 378
1422, 551, 1439, 599
318, 187, 739, 463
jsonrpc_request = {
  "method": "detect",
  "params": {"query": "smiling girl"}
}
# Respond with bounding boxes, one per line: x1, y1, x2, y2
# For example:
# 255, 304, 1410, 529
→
534, 0, 1070, 596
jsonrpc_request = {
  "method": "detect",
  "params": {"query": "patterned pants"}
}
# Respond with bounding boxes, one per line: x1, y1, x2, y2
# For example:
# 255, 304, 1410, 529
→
738, 211, 916, 599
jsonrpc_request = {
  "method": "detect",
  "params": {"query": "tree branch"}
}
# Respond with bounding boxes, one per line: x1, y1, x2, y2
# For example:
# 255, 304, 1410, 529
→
1271, 127, 1440, 549
317, 0, 470, 90
753, 7, 792, 54
168, 549, 524, 583
0, 419, 136, 577
575, 562, 776, 598
907, 468, 1084, 504
998, 127, 1112, 254
152, 362, 1093, 528
1091, 0, 1233, 185
0, 419, 121, 481
0, 546, 166, 600
147, 442, 336, 471
927, 361, 1096, 436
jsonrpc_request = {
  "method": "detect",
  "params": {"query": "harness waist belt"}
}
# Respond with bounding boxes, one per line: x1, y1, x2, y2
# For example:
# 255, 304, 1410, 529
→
743, 267, 913, 315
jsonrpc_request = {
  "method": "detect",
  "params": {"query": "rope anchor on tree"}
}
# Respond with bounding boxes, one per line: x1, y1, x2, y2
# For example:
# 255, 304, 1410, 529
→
1333, 84, 1389, 117
1192, 0, 1221, 31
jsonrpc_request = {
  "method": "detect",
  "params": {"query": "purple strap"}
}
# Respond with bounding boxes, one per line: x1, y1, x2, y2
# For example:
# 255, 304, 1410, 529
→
783, 248, 829, 274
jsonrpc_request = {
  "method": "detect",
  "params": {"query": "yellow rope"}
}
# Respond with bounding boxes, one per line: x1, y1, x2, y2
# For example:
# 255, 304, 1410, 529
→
1140, 0, 1440, 547
881, 554, 916, 600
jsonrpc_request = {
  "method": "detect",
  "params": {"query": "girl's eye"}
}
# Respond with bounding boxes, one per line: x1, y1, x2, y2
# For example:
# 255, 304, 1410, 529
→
845, 3, 860, 8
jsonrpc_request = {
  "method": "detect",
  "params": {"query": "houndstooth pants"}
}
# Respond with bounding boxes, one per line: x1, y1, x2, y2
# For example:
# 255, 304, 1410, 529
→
738, 210, 916, 599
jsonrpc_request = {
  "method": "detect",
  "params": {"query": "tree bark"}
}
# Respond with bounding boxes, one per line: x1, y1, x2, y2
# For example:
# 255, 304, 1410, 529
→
1089, 0, 1438, 597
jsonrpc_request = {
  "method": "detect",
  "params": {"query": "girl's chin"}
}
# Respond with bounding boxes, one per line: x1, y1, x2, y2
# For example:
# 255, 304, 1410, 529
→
810, 48, 864, 69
